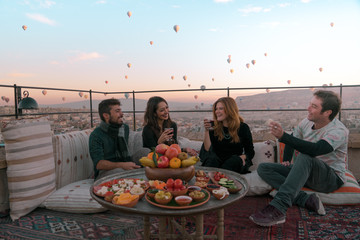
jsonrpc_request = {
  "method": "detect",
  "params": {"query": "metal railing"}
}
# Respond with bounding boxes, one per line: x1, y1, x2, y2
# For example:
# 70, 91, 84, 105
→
1, 83, 360, 131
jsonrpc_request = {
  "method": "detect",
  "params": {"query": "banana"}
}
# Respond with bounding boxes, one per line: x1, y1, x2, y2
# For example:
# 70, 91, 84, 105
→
181, 156, 199, 168
139, 157, 156, 168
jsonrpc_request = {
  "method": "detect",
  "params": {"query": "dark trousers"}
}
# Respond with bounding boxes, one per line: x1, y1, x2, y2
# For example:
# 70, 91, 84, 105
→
200, 144, 250, 174
257, 153, 344, 213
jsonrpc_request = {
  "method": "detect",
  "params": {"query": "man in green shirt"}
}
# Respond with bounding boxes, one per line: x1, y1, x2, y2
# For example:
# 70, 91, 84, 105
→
89, 99, 140, 180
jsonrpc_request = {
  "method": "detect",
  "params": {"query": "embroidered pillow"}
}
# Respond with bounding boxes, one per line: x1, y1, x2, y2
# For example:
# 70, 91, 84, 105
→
249, 140, 276, 172
40, 179, 107, 213
1, 117, 56, 221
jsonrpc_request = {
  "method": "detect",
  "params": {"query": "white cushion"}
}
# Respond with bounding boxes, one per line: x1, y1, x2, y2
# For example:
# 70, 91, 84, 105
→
178, 136, 203, 152
1, 117, 56, 221
40, 179, 107, 213
270, 170, 360, 205
241, 171, 272, 196
250, 140, 276, 172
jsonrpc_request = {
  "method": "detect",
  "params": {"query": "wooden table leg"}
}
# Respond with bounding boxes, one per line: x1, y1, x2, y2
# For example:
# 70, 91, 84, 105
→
217, 208, 224, 240
143, 216, 150, 240
195, 214, 204, 240
159, 216, 167, 240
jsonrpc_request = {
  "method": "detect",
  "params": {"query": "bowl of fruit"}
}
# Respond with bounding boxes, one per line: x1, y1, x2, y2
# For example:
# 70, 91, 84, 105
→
140, 144, 198, 182
112, 193, 139, 208
154, 190, 173, 205
164, 178, 188, 197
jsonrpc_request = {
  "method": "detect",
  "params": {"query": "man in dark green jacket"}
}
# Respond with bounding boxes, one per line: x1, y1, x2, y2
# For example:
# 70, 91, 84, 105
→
89, 98, 140, 180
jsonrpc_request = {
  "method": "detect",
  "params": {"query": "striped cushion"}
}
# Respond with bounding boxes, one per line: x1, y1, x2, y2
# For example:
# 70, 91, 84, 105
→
52, 129, 94, 189
40, 179, 107, 213
270, 170, 360, 205
1, 117, 56, 220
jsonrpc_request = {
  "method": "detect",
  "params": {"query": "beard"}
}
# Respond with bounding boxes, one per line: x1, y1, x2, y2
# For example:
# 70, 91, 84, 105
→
109, 118, 123, 127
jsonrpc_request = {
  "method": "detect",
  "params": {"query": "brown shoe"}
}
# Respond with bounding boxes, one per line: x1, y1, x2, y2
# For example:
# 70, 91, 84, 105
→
249, 204, 286, 227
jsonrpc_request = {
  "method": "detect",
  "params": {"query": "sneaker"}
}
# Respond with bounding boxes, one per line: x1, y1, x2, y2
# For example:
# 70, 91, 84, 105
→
249, 204, 286, 227
305, 193, 326, 215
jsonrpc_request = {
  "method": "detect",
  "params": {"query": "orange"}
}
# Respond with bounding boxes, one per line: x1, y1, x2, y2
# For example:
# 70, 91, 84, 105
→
147, 152, 159, 160
169, 157, 181, 168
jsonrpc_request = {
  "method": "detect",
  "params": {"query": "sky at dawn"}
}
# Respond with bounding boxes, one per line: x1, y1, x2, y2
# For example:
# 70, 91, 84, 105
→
1, 0, 360, 103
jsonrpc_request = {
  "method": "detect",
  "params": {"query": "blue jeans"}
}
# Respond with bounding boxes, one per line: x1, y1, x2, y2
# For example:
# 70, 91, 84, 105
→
257, 153, 344, 213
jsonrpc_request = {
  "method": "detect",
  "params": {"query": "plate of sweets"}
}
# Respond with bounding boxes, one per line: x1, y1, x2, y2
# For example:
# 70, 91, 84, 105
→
93, 178, 149, 203
208, 171, 242, 194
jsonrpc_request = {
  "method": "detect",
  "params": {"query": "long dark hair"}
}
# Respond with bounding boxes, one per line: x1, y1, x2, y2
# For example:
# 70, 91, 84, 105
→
143, 96, 174, 138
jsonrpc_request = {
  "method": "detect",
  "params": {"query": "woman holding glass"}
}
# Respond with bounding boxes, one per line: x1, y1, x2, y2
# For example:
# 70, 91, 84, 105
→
142, 96, 198, 156
201, 97, 255, 174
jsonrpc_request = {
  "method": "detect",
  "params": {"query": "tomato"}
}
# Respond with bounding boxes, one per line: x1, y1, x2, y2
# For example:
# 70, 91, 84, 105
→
174, 179, 183, 189
166, 178, 174, 189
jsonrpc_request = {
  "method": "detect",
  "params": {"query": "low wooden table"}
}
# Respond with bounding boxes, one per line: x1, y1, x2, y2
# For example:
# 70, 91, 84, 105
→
90, 166, 249, 240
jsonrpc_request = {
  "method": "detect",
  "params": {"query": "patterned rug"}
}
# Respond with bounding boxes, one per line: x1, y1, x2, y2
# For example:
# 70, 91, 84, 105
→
1, 196, 360, 239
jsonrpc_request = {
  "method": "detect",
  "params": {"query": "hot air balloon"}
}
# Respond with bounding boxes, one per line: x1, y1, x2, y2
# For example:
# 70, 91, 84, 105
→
125, 75, 128, 79
319, 67, 323, 72
266, 89, 270, 93
125, 93, 130, 99
127, 63, 131, 68
171, 76, 174, 80
194, 95, 198, 100
22, 25, 27, 31
127, 11, 132, 18
287, 80, 291, 85
230, 69, 234, 74
195, 105, 199, 110
246, 63, 250, 69
62, 97, 66, 101
183, 75, 187, 81
105, 80, 108, 84
150, 41, 153, 45
173, 25, 180, 33
42, 90, 47, 95
188, 84, 191, 87
200, 85, 206, 91
79, 92, 84, 97
1, 96, 4, 101
227, 56, 231, 64
212, 77, 215, 81
264, 52, 268, 57
330, 22, 334, 27
84, 95, 88, 99
251, 60, 256, 65
5, 97, 9, 103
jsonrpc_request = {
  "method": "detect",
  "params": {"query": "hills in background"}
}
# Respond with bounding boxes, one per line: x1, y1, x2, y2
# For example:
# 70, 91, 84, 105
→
39, 88, 360, 111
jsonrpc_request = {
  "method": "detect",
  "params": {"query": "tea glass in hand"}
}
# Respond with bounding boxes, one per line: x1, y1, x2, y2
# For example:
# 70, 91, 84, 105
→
205, 117, 215, 130
164, 128, 175, 145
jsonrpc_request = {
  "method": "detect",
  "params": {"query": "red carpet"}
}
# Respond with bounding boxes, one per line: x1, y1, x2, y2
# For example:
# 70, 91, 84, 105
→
1, 195, 359, 239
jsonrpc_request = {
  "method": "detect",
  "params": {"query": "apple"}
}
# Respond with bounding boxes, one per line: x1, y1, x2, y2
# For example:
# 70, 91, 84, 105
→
174, 179, 183, 189
170, 144, 181, 154
157, 156, 169, 168
166, 178, 174, 189
165, 147, 178, 160
155, 144, 169, 155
